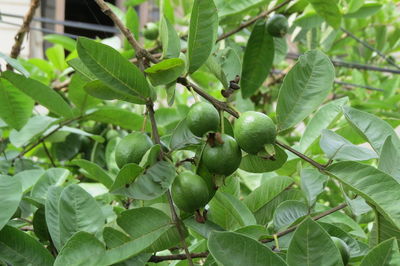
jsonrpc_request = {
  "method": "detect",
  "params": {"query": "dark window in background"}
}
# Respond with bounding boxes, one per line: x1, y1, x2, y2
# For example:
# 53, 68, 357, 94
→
64, 0, 115, 39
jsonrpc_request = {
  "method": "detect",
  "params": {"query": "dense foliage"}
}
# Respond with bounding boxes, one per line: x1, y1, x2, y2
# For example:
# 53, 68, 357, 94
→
0, 0, 400, 265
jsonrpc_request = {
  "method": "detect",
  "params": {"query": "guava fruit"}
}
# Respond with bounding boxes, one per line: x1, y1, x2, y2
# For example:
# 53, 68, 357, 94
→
266, 14, 289, 37
187, 102, 220, 137
115, 132, 153, 168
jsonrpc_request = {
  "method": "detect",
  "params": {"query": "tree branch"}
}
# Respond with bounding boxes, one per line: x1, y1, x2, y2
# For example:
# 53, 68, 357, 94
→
341, 27, 400, 70
261, 203, 348, 243
7, 0, 40, 69
216, 0, 293, 42
149, 252, 209, 263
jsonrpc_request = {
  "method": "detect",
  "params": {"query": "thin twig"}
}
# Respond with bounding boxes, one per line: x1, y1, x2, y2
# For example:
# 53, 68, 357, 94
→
341, 27, 400, 70
216, 0, 293, 42
149, 252, 209, 262
261, 203, 348, 243
42, 141, 56, 167
8, 0, 40, 65
276, 140, 325, 171
94, 0, 158, 64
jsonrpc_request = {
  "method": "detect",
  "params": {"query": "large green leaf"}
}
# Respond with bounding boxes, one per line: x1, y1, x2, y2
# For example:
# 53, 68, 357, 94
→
0, 225, 54, 266
145, 58, 185, 86
44, 34, 76, 52
0, 175, 22, 230
14, 169, 45, 193
244, 176, 294, 213
2, 71, 74, 118
31, 168, 69, 202
360, 238, 400, 266
345, 2, 382, 19
54, 231, 105, 266
59, 184, 105, 246
187, 0, 218, 73
214, 0, 266, 20
0, 52, 30, 76
0, 78, 33, 130
299, 97, 348, 152
300, 168, 328, 207
45, 186, 63, 251
208, 191, 257, 230
85, 106, 146, 131
110, 163, 144, 193
343, 106, 400, 154
287, 217, 343, 266
123, 161, 176, 200
273, 200, 308, 231
276, 50, 335, 130
72, 159, 114, 189
240, 20, 274, 98
379, 136, 400, 182
76, 37, 149, 103
160, 16, 181, 59
320, 129, 378, 161
84, 80, 143, 103
307, 0, 342, 29
371, 213, 400, 247
208, 231, 287, 266
68, 74, 100, 112
170, 118, 201, 150
327, 162, 400, 229
239, 145, 288, 173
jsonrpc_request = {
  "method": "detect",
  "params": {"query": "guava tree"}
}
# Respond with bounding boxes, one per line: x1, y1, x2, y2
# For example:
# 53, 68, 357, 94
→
0, 0, 399, 265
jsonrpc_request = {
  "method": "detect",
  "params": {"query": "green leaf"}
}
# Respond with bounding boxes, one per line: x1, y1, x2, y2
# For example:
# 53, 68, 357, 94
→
299, 97, 348, 152
301, 168, 328, 207
327, 161, 400, 229
59, 184, 105, 246
273, 200, 308, 231
214, 0, 266, 20
0, 225, 54, 266
124, 161, 176, 200
0, 175, 22, 230
244, 176, 294, 213
68, 74, 101, 112
276, 50, 335, 131
160, 16, 181, 59
320, 129, 378, 161
31, 168, 69, 201
125, 7, 139, 40
76, 37, 150, 103
45, 186, 63, 251
343, 106, 400, 154
370, 213, 400, 247
9, 115, 56, 147
54, 231, 105, 266
84, 79, 143, 103
145, 58, 185, 86
307, 0, 342, 29
187, 0, 218, 73
0, 78, 33, 130
46, 44, 67, 70
67, 58, 97, 81
0, 52, 29, 76
44, 34, 76, 52
72, 159, 114, 189
360, 238, 400, 266
205, 55, 229, 88
379, 136, 400, 181
2, 71, 74, 118
184, 217, 224, 239
240, 145, 288, 173
14, 169, 45, 193
170, 118, 201, 150
345, 2, 382, 19
208, 231, 287, 266
110, 163, 144, 192
287, 217, 343, 266
208, 191, 256, 230
85, 106, 145, 131
240, 20, 274, 98
217, 47, 241, 82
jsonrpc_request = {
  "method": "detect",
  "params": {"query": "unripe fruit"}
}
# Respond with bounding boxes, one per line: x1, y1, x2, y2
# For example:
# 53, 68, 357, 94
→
171, 171, 210, 213
115, 132, 153, 168
187, 102, 220, 137
202, 134, 242, 176
266, 14, 289, 37
331, 236, 350, 265
143, 22, 159, 40
234, 111, 276, 154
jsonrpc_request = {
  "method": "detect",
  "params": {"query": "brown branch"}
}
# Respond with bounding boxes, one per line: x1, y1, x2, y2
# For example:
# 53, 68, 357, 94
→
261, 203, 348, 243
216, 0, 293, 42
7, 0, 41, 68
42, 141, 56, 167
276, 141, 325, 171
94, 0, 158, 64
149, 252, 209, 262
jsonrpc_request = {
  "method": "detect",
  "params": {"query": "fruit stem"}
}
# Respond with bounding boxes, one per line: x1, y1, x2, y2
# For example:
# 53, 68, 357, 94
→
189, 86, 200, 102
273, 234, 280, 251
